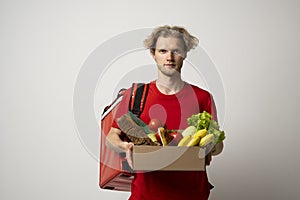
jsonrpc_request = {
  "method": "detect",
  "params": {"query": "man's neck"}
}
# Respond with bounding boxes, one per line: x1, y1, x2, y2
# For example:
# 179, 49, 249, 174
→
156, 76, 185, 95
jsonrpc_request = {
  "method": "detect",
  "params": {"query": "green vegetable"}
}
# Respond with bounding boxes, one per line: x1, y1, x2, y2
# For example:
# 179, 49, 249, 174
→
208, 128, 225, 144
181, 126, 197, 137
147, 133, 158, 143
187, 111, 226, 145
187, 111, 212, 130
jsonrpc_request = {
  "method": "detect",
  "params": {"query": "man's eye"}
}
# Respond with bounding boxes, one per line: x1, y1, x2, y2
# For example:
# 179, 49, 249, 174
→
159, 49, 167, 53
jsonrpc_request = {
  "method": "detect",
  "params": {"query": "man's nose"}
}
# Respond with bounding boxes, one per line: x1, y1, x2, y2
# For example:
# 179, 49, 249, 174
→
166, 51, 175, 60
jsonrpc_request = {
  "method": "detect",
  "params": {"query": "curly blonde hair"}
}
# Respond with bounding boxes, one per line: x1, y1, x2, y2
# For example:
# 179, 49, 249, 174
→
144, 25, 199, 54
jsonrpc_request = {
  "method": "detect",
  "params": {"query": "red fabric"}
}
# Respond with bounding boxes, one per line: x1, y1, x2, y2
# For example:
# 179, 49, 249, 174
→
112, 81, 217, 200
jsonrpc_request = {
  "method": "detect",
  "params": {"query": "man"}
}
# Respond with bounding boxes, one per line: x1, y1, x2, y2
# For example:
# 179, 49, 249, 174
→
107, 25, 223, 200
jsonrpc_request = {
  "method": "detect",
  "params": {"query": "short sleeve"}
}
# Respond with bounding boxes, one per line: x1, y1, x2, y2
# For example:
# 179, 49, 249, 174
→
192, 85, 218, 122
207, 93, 218, 121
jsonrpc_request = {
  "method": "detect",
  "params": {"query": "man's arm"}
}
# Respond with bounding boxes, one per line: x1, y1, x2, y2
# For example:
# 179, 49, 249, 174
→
106, 127, 134, 168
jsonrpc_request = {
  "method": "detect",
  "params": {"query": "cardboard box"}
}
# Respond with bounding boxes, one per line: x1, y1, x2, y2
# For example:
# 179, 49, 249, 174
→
132, 146, 206, 171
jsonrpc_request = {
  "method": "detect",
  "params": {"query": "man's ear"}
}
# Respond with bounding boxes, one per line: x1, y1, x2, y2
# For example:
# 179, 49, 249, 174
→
150, 49, 155, 58
182, 51, 187, 60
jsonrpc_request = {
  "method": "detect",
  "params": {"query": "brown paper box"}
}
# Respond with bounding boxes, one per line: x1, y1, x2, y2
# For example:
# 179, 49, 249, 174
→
132, 146, 206, 171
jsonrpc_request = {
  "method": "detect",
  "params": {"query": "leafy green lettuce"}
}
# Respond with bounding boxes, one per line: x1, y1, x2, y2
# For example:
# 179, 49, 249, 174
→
187, 111, 226, 144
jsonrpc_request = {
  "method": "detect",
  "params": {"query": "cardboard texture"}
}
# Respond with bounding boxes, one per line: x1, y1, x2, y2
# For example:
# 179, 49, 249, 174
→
133, 146, 206, 171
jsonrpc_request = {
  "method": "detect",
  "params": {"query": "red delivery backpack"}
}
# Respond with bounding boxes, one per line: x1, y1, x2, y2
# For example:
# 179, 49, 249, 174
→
99, 83, 149, 191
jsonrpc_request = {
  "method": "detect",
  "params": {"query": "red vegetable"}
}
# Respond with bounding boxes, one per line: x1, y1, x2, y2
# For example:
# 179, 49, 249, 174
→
169, 131, 183, 146
148, 119, 163, 132
155, 132, 161, 143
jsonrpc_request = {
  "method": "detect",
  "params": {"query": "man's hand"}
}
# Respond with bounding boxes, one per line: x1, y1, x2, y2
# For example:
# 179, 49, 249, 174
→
212, 141, 224, 156
205, 141, 224, 165
120, 141, 134, 168
107, 127, 135, 168
205, 151, 212, 166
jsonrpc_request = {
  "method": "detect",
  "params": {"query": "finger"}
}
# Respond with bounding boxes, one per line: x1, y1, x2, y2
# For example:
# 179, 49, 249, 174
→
206, 152, 212, 166
119, 141, 132, 152
127, 142, 134, 150
205, 143, 214, 153
206, 158, 211, 166
126, 148, 133, 169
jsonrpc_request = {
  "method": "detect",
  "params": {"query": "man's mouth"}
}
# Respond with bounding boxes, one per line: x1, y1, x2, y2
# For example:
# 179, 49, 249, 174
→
164, 64, 176, 67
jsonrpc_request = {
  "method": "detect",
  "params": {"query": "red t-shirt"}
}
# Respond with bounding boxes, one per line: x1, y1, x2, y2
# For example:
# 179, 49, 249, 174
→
112, 81, 217, 200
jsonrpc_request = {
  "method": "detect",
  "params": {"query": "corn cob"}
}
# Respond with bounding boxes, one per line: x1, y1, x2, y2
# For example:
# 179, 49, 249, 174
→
199, 134, 214, 147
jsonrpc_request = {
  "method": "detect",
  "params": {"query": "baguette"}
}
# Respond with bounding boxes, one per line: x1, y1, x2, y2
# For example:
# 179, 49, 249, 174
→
117, 114, 158, 146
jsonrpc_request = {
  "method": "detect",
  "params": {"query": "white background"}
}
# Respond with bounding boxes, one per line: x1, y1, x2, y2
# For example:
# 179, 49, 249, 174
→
1, 0, 300, 199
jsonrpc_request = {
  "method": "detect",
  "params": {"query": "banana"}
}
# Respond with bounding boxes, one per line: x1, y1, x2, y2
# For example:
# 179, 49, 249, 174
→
199, 134, 214, 147
178, 135, 192, 146
185, 129, 207, 146
187, 135, 201, 146
193, 129, 207, 138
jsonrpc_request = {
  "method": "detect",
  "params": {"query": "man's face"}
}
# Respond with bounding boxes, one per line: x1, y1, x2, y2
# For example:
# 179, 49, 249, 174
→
152, 36, 186, 77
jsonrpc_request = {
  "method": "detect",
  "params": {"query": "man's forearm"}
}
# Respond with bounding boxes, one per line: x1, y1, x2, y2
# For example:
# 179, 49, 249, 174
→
106, 127, 124, 153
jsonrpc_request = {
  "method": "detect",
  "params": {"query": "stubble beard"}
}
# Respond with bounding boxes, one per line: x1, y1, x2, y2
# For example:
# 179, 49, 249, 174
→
158, 64, 181, 78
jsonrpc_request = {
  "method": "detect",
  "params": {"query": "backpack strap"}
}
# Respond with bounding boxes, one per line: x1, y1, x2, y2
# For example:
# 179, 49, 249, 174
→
129, 83, 149, 117
101, 88, 126, 116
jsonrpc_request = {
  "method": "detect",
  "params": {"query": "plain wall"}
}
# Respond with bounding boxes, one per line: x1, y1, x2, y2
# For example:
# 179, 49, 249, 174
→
1, 0, 299, 199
